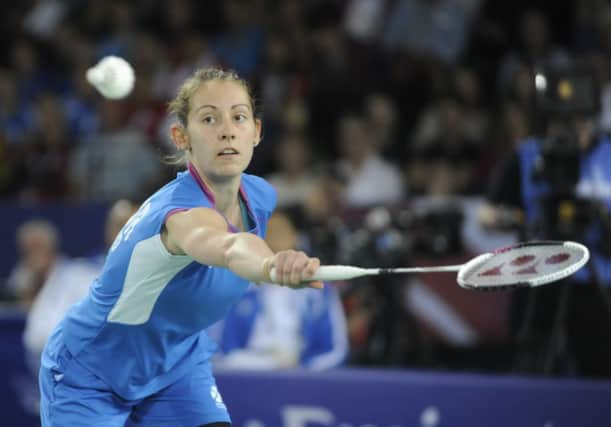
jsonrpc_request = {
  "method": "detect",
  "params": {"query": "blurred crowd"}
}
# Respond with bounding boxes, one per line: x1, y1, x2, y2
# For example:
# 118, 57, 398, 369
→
5, 0, 611, 204
3, 0, 611, 375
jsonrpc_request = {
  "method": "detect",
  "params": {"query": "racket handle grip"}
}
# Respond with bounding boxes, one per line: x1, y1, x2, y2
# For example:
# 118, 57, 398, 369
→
269, 265, 372, 283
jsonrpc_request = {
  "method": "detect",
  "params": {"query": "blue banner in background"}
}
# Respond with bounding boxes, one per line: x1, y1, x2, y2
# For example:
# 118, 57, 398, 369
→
216, 368, 611, 427
2, 309, 611, 427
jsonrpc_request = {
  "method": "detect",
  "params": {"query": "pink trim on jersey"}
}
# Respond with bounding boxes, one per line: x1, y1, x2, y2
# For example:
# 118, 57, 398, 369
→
165, 207, 189, 223
186, 162, 255, 233
187, 163, 215, 205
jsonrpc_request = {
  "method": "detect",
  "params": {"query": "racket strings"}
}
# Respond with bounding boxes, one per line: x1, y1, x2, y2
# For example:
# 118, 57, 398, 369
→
458, 241, 589, 290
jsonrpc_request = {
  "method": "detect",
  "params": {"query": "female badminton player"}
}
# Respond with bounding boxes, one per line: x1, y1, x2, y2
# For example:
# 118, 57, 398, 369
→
38, 67, 323, 427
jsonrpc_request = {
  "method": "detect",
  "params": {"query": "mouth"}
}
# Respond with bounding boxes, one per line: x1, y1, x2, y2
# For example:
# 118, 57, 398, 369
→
217, 148, 240, 157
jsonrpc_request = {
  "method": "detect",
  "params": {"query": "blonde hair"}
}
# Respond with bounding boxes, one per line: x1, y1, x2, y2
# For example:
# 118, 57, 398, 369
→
166, 68, 258, 166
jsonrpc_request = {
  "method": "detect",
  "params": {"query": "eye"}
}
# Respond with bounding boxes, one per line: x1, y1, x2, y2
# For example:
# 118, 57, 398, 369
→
234, 113, 248, 122
202, 116, 215, 124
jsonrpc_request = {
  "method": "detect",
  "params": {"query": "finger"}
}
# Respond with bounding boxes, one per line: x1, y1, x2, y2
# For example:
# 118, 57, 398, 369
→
301, 257, 320, 281
307, 280, 324, 289
278, 250, 297, 285
289, 252, 309, 286
273, 251, 289, 285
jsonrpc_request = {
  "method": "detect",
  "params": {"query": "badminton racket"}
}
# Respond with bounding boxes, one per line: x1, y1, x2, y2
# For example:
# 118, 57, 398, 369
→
270, 241, 590, 291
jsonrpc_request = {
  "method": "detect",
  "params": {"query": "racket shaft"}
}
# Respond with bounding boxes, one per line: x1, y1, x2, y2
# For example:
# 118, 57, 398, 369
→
312, 265, 463, 281
385, 265, 463, 274
270, 264, 463, 282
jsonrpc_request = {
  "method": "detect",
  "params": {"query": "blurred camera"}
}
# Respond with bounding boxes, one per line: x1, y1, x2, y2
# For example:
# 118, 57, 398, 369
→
531, 65, 602, 240
340, 204, 464, 271
532, 65, 599, 193
533, 66, 599, 118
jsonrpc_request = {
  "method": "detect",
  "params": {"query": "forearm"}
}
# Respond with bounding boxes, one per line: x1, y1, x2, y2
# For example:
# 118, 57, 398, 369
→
166, 208, 321, 287
223, 232, 274, 283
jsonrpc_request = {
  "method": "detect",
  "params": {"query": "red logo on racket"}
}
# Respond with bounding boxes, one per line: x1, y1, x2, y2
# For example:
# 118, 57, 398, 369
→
477, 251, 573, 277
511, 255, 536, 266
545, 253, 570, 264
479, 264, 504, 276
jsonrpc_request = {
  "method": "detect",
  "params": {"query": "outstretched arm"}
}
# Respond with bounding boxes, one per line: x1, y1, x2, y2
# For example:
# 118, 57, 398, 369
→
163, 207, 322, 288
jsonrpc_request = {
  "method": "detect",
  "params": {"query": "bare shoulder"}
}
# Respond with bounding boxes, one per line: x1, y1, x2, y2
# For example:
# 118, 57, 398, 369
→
166, 207, 227, 229
163, 207, 228, 255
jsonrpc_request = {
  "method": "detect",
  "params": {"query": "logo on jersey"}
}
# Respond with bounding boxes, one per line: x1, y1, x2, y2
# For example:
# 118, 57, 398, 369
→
109, 200, 151, 252
210, 385, 226, 409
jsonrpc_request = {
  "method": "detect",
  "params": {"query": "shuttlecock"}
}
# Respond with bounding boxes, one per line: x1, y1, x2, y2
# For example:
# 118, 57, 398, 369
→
86, 55, 135, 99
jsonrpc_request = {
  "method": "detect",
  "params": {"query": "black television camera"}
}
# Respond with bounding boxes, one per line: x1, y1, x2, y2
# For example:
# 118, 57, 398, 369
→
340, 203, 464, 271
532, 66, 599, 192
531, 66, 602, 241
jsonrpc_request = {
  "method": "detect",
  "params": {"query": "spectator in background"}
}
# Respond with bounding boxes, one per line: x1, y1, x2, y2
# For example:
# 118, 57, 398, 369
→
211, 0, 265, 79
22, 199, 137, 375
0, 68, 31, 197
584, 5, 611, 135
69, 98, 163, 201
10, 37, 58, 104
161, 31, 218, 100
22, 0, 67, 40
266, 133, 319, 209
53, 26, 101, 141
408, 94, 479, 195
0, 68, 34, 147
382, 0, 477, 65
343, 0, 388, 45
6, 220, 60, 307
363, 92, 404, 163
212, 211, 348, 370
491, 101, 531, 157
99, 199, 139, 263
334, 114, 405, 207
307, 24, 362, 149
453, 66, 490, 146
21, 93, 72, 201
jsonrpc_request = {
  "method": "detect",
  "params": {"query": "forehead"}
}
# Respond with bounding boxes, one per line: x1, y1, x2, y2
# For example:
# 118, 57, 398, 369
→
190, 80, 251, 111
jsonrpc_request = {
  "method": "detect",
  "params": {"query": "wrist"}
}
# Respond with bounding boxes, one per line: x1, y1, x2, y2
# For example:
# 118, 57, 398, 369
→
261, 256, 274, 283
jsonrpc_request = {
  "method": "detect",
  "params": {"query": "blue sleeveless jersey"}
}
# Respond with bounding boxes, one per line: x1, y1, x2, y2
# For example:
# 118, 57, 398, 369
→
518, 137, 611, 284
45, 166, 277, 399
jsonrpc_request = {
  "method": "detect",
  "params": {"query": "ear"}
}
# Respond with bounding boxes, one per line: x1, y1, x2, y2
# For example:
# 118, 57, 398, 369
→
254, 118, 262, 147
170, 123, 189, 151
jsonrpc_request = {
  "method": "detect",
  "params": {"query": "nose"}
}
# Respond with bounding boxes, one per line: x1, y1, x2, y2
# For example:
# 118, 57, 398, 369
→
218, 119, 237, 142
219, 132, 236, 141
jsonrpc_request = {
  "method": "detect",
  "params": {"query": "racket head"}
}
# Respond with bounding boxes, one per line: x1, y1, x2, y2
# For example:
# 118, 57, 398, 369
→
457, 241, 590, 291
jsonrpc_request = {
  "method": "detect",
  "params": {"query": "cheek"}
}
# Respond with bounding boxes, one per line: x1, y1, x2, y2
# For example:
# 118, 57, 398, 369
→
243, 143, 255, 160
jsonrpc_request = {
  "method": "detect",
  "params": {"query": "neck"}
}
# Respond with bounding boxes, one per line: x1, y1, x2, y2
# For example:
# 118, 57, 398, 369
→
192, 164, 241, 215
212, 182, 241, 215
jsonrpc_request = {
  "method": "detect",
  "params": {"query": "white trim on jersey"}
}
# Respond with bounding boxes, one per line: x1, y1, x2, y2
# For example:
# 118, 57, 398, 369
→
107, 234, 192, 325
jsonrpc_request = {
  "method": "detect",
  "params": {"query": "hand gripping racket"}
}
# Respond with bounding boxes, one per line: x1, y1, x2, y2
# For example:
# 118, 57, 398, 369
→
271, 241, 590, 291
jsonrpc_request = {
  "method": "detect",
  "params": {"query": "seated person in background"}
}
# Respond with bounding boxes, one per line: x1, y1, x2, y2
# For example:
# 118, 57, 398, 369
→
6, 220, 61, 307
265, 133, 319, 209
211, 211, 349, 370
22, 200, 137, 373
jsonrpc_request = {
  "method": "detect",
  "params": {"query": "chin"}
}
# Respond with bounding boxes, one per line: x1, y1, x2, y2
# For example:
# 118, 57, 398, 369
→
212, 165, 247, 180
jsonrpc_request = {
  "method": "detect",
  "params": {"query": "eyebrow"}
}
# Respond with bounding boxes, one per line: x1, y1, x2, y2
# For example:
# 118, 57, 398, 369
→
194, 104, 251, 113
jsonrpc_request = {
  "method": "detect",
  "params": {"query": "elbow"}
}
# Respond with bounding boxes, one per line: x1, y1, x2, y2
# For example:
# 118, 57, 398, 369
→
221, 233, 240, 266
